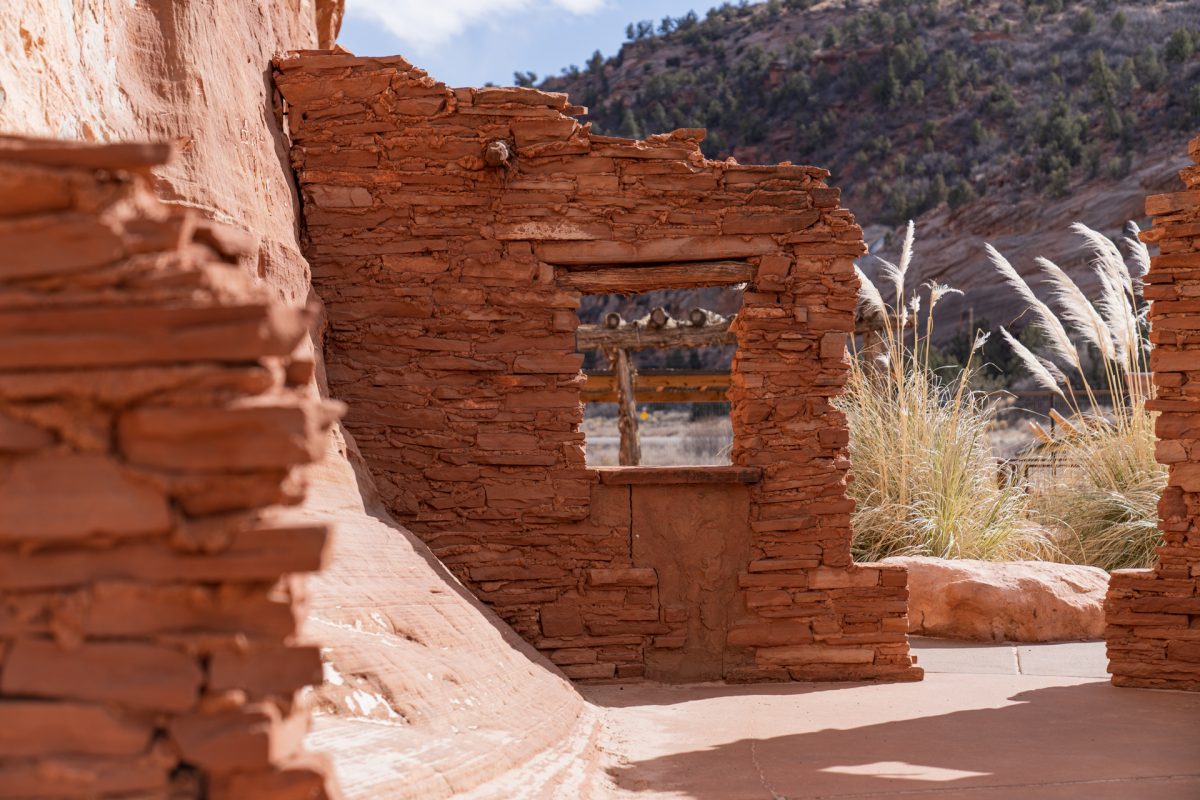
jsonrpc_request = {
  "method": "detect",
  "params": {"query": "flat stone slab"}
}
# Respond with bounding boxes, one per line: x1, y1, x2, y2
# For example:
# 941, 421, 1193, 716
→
593, 466, 762, 485
910, 637, 1110, 678
588, 641, 1200, 799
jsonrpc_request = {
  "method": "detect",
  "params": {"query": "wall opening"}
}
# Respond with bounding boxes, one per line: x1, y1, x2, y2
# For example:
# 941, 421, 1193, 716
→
577, 286, 743, 467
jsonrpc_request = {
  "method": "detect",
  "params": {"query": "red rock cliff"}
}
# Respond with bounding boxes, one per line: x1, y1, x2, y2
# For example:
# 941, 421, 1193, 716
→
0, 4, 605, 797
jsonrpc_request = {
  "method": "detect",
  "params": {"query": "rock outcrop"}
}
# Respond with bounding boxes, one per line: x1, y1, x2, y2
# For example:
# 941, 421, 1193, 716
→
296, 431, 603, 799
884, 557, 1109, 642
0, 0, 343, 304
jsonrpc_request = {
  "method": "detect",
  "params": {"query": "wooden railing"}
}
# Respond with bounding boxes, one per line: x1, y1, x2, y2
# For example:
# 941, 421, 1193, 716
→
582, 370, 731, 404
576, 306, 733, 464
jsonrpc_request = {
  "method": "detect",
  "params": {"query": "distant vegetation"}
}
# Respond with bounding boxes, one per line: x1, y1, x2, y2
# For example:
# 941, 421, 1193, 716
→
540, 0, 1200, 224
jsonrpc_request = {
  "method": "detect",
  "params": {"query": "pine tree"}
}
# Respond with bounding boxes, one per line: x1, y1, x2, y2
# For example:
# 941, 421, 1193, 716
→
619, 107, 643, 139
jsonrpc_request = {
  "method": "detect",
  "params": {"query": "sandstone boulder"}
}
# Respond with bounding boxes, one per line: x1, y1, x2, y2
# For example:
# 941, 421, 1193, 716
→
881, 557, 1109, 642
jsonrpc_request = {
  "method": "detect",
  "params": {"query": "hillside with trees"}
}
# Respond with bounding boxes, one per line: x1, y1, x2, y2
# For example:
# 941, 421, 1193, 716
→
535, 0, 1197, 349
539, 0, 1200, 226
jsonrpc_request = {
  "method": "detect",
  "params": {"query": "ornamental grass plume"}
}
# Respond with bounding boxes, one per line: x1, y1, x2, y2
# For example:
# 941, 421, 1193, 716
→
840, 223, 1047, 562
989, 222, 1166, 570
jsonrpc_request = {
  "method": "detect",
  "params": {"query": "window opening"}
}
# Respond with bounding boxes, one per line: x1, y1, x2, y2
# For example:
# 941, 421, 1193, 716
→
577, 286, 742, 467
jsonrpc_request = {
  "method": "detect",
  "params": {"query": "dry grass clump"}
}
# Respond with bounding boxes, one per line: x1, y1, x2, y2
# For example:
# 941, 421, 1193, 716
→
841, 224, 1047, 562
989, 222, 1166, 570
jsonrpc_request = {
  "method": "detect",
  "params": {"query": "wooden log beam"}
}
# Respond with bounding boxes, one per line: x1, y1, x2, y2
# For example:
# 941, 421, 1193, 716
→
610, 348, 641, 466
577, 321, 735, 351
558, 260, 754, 293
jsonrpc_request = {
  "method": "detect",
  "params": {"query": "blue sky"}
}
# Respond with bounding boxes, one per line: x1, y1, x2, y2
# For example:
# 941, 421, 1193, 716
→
340, 0, 722, 88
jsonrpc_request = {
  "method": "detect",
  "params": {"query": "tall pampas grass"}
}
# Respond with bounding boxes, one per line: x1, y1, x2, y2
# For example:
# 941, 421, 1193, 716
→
839, 225, 1047, 562
990, 223, 1165, 570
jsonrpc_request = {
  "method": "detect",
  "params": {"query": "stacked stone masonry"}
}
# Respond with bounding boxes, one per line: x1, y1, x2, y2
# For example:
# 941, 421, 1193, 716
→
274, 51, 921, 684
0, 138, 344, 796
1106, 134, 1200, 692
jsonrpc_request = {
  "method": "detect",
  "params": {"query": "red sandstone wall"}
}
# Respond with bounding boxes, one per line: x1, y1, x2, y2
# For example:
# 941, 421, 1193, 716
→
0, 138, 341, 796
0, 0, 342, 303
275, 51, 920, 684
1106, 134, 1200, 692
2, 5, 610, 792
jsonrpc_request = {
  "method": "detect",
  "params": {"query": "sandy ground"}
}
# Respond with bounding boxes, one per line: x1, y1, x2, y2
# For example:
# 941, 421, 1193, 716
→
586, 639, 1200, 799
582, 408, 732, 467
580, 407, 1040, 467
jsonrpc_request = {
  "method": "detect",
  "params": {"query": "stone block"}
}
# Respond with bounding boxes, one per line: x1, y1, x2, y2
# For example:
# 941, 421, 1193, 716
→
0, 750, 174, 798
727, 622, 813, 647
118, 402, 336, 471
209, 646, 323, 699
588, 568, 657, 587
808, 567, 879, 589
0, 412, 54, 452
1, 640, 202, 711
0, 700, 153, 757
208, 753, 337, 800
548, 648, 597, 665
755, 644, 875, 666
560, 662, 615, 680
169, 703, 308, 773
819, 332, 848, 359
0, 452, 170, 543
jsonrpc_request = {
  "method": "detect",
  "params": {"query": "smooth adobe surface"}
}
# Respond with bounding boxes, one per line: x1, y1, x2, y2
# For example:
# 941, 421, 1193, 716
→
588, 640, 1200, 799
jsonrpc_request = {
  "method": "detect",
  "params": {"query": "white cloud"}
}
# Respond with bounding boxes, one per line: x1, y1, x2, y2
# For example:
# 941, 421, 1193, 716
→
347, 0, 606, 54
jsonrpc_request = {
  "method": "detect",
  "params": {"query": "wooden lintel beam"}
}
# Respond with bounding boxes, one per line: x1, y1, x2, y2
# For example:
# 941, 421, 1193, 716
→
558, 261, 755, 293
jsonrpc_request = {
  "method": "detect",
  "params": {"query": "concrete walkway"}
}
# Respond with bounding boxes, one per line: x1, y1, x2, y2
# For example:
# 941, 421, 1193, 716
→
586, 639, 1200, 799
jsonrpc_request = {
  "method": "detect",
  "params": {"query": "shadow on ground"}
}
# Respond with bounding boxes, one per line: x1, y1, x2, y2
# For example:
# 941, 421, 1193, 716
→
594, 680, 1200, 799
